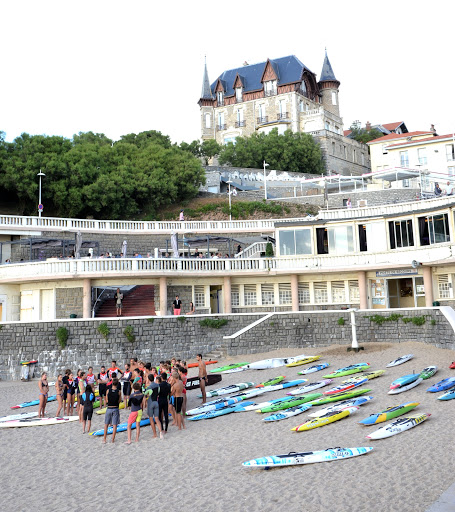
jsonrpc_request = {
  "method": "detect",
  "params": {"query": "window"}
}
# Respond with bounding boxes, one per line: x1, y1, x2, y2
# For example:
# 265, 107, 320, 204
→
235, 87, 242, 102
418, 214, 450, 246
279, 284, 292, 305
235, 109, 245, 128
400, 151, 409, 167
358, 222, 387, 253
446, 144, 455, 162
301, 80, 307, 95
231, 285, 239, 307
327, 226, 354, 254
264, 80, 277, 96
314, 282, 328, 303
244, 285, 257, 306
261, 284, 274, 305
194, 285, 205, 307
418, 148, 427, 166
316, 228, 328, 255
332, 141, 336, 155
353, 149, 356, 163
217, 91, 224, 106
300, 101, 305, 112
361, 153, 365, 166
325, 121, 330, 130
331, 281, 345, 303
205, 113, 211, 129
389, 219, 414, 249
382, 144, 388, 155
298, 283, 310, 304
331, 91, 337, 105
349, 280, 360, 302
438, 275, 452, 299
224, 136, 237, 145
278, 99, 287, 119
449, 167, 455, 178
278, 229, 312, 256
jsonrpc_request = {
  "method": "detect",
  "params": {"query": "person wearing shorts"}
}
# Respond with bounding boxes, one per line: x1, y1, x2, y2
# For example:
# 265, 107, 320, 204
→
158, 371, 170, 432
97, 366, 109, 409
126, 382, 144, 445
172, 295, 182, 316
103, 379, 121, 444
144, 374, 164, 439
81, 384, 95, 434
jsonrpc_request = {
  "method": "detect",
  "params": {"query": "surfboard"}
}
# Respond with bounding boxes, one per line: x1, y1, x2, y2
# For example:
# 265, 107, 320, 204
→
285, 356, 321, 367
235, 396, 295, 412
308, 396, 374, 418
242, 354, 310, 370
389, 374, 420, 390
187, 401, 256, 421
0, 416, 78, 428
185, 374, 222, 390
309, 388, 371, 406
202, 382, 254, 398
90, 418, 151, 436
419, 366, 438, 380
287, 379, 333, 396
386, 354, 414, 368
0, 411, 38, 422
358, 402, 419, 425
388, 378, 423, 394
323, 364, 370, 378
257, 393, 322, 413
11, 395, 58, 409
427, 377, 455, 392
256, 376, 286, 388
210, 363, 248, 373
366, 413, 430, 439
263, 403, 313, 422
187, 360, 217, 368
292, 406, 359, 431
298, 363, 330, 375
242, 447, 374, 468
323, 378, 368, 396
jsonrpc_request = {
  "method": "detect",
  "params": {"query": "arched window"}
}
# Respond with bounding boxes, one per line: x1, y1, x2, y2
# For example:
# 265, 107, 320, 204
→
205, 113, 211, 129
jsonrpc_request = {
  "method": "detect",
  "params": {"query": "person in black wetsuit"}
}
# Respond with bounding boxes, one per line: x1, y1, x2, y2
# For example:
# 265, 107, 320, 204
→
126, 382, 144, 445
103, 379, 122, 444
158, 371, 171, 432
81, 384, 96, 434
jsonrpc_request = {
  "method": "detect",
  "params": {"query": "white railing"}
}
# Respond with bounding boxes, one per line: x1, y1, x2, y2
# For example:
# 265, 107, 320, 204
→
0, 244, 452, 282
235, 241, 268, 259
301, 108, 323, 116
0, 215, 310, 235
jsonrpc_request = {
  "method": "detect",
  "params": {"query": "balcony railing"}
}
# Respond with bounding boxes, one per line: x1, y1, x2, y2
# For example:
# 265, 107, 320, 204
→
277, 112, 290, 120
257, 116, 268, 124
217, 124, 227, 131
235, 120, 246, 128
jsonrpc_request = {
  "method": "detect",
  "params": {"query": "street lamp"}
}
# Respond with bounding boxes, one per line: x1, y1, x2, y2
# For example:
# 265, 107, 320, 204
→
37, 170, 46, 218
263, 160, 269, 200
227, 179, 233, 221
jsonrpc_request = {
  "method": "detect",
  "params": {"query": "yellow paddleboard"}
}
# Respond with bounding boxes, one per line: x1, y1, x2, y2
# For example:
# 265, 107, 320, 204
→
96, 402, 126, 415
292, 406, 357, 431
286, 356, 321, 368
341, 370, 385, 384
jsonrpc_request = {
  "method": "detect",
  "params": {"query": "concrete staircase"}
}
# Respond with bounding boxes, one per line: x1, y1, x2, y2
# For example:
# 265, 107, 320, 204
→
96, 285, 156, 317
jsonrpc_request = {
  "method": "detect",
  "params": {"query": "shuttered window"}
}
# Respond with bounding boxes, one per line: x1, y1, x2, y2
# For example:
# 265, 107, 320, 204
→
279, 283, 292, 305
314, 282, 328, 303
261, 284, 274, 305
194, 286, 205, 307
231, 285, 239, 307
244, 285, 257, 306
349, 280, 360, 302
438, 275, 451, 299
331, 281, 346, 303
298, 283, 310, 304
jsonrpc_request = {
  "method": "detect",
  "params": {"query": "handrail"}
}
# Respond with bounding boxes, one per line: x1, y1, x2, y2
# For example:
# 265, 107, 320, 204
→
91, 287, 110, 318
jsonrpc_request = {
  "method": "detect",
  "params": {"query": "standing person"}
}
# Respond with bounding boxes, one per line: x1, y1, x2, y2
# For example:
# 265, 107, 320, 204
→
81, 384, 95, 434
103, 378, 122, 444
38, 372, 49, 418
179, 209, 184, 221
85, 367, 96, 390
77, 371, 86, 423
186, 301, 195, 315
171, 371, 185, 430
158, 371, 170, 432
178, 366, 188, 415
125, 382, 144, 445
446, 181, 454, 196
132, 368, 143, 389
346, 198, 352, 209
108, 360, 123, 380
62, 369, 71, 413
172, 295, 182, 316
114, 288, 123, 317
97, 366, 109, 410
232, 187, 237, 196
236, 244, 242, 254
144, 374, 164, 439
434, 182, 442, 196
66, 372, 77, 416
120, 363, 132, 410
129, 358, 138, 372
55, 374, 64, 417
197, 353, 208, 404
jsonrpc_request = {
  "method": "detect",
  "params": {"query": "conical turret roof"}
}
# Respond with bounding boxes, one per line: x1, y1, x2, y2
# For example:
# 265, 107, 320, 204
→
201, 58, 213, 99
320, 51, 337, 82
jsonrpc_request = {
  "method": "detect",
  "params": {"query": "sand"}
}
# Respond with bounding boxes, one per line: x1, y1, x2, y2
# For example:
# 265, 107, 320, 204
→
1, 341, 454, 512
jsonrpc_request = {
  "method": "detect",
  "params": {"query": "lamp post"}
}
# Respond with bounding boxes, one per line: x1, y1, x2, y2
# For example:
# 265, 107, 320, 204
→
227, 179, 233, 221
37, 170, 45, 218
263, 160, 269, 200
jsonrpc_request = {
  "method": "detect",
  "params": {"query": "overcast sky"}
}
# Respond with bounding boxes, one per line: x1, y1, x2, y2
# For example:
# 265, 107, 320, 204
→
2, 0, 454, 144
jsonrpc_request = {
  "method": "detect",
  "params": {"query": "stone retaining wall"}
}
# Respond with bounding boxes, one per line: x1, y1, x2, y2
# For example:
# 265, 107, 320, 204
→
0, 309, 451, 380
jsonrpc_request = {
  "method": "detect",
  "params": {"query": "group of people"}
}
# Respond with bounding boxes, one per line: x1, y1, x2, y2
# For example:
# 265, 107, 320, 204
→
38, 354, 209, 445
434, 181, 453, 197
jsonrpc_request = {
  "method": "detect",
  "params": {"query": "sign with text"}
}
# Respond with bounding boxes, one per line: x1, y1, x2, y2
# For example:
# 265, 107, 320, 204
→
376, 269, 418, 278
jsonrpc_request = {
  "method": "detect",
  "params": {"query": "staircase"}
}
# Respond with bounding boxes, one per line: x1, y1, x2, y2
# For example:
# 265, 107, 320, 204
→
95, 285, 156, 317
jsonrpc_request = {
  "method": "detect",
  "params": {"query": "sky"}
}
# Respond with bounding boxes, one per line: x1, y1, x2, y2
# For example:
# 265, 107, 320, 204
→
1, 0, 454, 144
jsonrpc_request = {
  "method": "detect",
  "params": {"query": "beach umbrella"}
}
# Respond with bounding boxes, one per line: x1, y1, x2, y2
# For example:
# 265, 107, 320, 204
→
75, 231, 82, 259
171, 231, 179, 258
122, 240, 127, 258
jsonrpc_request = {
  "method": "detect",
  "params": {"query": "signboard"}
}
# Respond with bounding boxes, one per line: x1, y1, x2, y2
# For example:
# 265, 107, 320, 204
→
372, 298, 385, 305
38, 204, 44, 211
376, 269, 418, 278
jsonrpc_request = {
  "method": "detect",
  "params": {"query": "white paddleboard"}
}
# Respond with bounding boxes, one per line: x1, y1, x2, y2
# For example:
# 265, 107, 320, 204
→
244, 354, 309, 370
308, 396, 374, 418
0, 416, 78, 428
386, 354, 414, 368
388, 377, 423, 394
0, 411, 38, 423
366, 413, 430, 439
287, 379, 333, 396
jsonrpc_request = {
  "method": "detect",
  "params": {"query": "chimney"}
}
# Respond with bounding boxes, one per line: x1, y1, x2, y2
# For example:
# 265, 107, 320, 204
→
366, 121, 371, 131
243, 61, 249, 66
430, 124, 437, 135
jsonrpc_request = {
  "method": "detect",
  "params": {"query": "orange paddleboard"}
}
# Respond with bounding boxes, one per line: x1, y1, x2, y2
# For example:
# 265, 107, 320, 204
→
187, 360, 218, 368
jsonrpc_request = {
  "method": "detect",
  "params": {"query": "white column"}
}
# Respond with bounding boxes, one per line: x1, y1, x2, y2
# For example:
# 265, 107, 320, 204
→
358, 271, 368, 310
83, 278, 91, 318
159, 277, 167, 316
423, 266, 434, 307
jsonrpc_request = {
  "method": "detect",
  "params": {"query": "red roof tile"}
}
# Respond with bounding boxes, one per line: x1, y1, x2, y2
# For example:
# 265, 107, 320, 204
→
367, 131, 433, 144
381, 122, 403, 131
386, 134, 455, 148
344, 130, 352, 137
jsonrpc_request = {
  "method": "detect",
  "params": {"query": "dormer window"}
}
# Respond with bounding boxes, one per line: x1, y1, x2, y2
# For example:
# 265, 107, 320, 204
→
217, 91, 224, 106
264, 80, 277, 97
301, 80, 307, 94
235, 87, 243, 102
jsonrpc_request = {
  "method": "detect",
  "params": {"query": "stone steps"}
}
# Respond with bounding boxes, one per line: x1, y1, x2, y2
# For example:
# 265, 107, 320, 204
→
96, 285, 156, 317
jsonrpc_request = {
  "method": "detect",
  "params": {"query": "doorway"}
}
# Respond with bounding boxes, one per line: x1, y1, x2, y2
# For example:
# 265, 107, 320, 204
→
387, 278, 414, 308
210, 285, 223, 314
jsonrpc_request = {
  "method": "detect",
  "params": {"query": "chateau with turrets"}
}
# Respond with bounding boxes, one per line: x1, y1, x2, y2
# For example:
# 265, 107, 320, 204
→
198, 52, 370, 176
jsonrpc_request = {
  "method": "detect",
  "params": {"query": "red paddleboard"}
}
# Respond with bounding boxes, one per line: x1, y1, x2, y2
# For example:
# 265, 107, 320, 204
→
21, 360, 38, 365
450, 362, 455, 369
187, 360, 218, 368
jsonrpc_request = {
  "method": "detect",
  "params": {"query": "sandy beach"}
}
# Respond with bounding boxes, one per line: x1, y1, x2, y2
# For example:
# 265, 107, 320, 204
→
1, 340, 454, 512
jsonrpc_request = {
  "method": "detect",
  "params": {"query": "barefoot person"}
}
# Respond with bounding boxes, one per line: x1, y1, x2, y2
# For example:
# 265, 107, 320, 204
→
97, 366, 109, 410
171, 371, 185, 430
144, 374, 164, 439
81, 384, 95, 434
125, 383, 143, 445
55, 374, 64, 417
120, 363, 132, 410
158, 372, 171, 432
77, 371, 86, 423
66, 372, 77, 416
38, 372, 49, 418
103, 378, 122, 444
197, 354, 208, 403
115, 288, 123, 317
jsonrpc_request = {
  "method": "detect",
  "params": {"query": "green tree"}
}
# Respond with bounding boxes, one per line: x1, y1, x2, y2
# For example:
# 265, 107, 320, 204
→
200, 139, 221, 165
348, 126, 383, 144
179, 140, 201, 158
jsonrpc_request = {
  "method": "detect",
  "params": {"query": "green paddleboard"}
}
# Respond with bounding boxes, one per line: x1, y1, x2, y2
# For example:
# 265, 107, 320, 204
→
309, 388, 371, 406
258, 393, 322, 413
210, 363, 248, 373
258, 376, 285, 387
323, 366, 370, 378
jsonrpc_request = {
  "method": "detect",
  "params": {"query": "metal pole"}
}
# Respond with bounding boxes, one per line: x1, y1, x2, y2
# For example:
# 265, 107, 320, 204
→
350, 309, 359, 350
263, 160, 268, 200
37, 170, 45, 218
227, 180, 232, 222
